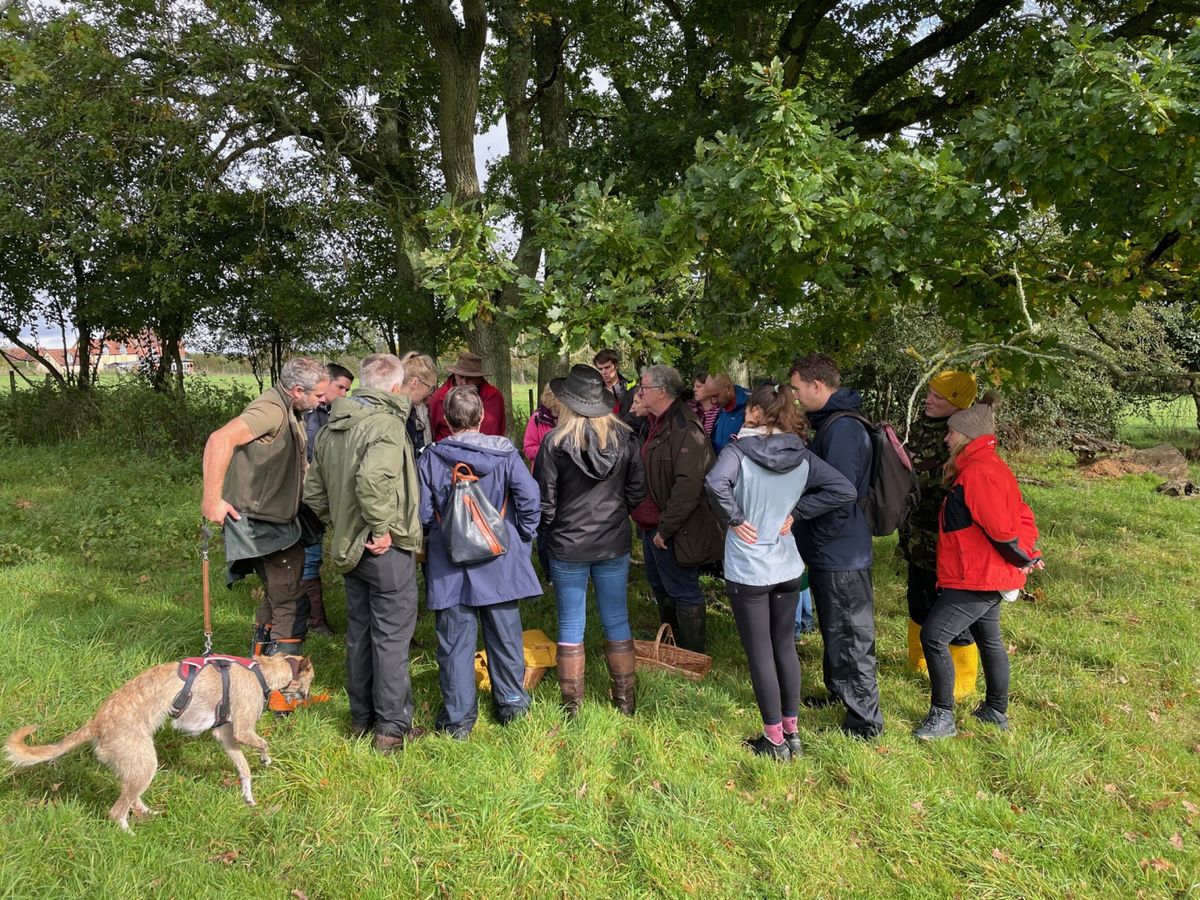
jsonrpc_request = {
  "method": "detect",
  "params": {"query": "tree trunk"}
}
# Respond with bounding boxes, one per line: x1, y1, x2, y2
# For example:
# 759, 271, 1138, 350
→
71, 255, 93, 391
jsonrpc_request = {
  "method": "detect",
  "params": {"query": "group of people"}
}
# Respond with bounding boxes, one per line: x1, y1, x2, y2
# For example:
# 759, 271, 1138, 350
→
201, 346, 1043, 759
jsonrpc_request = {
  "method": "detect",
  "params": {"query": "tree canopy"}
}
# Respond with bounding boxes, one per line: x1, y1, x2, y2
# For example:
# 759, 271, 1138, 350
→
1, 0, 1197, 408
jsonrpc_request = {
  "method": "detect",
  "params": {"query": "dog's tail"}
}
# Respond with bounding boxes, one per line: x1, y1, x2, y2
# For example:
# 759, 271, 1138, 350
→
5, 723, 96, 768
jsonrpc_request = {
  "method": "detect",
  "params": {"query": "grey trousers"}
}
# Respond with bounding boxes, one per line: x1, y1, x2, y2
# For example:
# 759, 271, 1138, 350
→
435, 600, 529, 734
343, 547, 419, 737
808, 568, 884, 736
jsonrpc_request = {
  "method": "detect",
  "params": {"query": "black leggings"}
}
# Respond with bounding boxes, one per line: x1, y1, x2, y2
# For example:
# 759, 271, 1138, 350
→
728, 577, 804, 725
921, 587, 1010, 712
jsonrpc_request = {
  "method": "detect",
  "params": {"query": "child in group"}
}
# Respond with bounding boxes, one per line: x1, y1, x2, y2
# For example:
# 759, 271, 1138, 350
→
915, 395, 1044, 739
705, 383, 858, 760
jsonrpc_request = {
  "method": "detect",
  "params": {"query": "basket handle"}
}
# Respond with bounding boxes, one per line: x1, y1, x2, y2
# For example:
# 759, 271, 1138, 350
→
653, 623, 677, 660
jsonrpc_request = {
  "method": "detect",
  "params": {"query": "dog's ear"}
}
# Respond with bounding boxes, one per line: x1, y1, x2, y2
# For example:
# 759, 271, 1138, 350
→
297, 657, 313, 674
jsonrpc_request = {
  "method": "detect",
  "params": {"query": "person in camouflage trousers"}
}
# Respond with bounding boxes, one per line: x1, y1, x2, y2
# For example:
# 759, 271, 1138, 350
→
899, 371, 980, 698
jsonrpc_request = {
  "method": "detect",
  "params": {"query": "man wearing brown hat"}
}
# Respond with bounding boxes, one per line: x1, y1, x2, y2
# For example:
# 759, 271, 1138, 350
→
899, 370, 979, 698
428, 351, 507, 442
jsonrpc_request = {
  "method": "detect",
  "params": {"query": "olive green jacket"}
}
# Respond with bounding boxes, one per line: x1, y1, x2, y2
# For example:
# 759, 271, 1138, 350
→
303, 388, 422, 574
224, 384, 306, 524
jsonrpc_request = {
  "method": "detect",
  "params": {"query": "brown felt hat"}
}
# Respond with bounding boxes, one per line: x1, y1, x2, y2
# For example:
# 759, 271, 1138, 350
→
445, 352, 487, 378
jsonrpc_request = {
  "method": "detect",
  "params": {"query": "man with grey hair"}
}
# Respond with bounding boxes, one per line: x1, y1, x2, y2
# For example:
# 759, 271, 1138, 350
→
629, 364, 723, 652
202, 356, 329, 664
304, 353, 425, 752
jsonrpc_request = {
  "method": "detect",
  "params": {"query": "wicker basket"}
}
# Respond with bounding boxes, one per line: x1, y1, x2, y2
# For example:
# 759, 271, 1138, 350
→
633, 624, 712, 681
523, 666, 547, 691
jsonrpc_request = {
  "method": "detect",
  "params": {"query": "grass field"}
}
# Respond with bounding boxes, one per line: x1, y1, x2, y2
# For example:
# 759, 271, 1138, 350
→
1, 440, 1198, 898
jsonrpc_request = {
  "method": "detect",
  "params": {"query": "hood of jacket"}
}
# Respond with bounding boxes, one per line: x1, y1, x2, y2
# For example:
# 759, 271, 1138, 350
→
735, 432, 808, 473
427, 431, 518, 476
557, 430, 623, 481
807, 388, 863, 430
325, 388, 411, 432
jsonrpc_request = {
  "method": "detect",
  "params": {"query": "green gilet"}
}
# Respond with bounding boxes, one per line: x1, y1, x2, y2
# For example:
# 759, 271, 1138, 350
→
223, 384, 306, 523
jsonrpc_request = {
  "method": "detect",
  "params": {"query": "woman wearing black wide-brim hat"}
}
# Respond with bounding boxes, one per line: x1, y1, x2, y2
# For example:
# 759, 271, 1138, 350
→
533, 364, 647, 717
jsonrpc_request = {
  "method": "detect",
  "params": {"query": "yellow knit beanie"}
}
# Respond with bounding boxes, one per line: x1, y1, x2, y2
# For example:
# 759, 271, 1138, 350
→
929, 370, 978, 410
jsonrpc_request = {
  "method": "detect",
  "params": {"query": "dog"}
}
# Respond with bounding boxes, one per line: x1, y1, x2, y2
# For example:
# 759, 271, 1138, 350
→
5, 653, 314, 829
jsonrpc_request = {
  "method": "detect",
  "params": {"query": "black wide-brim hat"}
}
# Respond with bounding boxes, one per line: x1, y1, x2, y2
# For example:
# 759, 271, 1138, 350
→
550, 364, 616, 418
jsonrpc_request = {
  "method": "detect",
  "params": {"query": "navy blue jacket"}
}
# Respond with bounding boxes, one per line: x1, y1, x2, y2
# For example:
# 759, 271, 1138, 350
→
418, 433, 543, 609
792, 389, 874, 571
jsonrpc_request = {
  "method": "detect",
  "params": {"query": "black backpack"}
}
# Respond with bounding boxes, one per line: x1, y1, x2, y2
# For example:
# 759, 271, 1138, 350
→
817, 411, 918, 537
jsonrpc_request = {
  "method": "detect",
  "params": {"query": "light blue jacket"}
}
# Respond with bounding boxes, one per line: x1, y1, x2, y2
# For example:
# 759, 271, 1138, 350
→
705, 432, 857, 587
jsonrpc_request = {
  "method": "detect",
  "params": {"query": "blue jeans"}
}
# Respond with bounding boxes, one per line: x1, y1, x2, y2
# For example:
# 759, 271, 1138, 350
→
794, 587, 815, 636
549, 554, 633, 644
640, 531, 705, 607
302, 542, 323, 582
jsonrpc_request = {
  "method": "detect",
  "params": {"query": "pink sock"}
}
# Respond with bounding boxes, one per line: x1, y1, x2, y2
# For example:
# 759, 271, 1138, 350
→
782, 716, 798, 734
763, 722, 784, 744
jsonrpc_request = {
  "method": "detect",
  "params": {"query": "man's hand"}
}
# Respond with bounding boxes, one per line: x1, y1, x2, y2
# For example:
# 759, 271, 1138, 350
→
780, 515, 794, 535
202, 498, 239, 525
365, 532, 392, 555
732, 521, 758, 544
652, 531, 668, 551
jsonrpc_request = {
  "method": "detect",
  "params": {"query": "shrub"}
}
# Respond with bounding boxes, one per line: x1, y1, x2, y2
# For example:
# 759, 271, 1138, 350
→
0, 378, 253, 457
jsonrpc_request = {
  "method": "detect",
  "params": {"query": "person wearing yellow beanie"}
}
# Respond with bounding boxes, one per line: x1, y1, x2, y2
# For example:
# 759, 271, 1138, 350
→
898, 371, 980, 700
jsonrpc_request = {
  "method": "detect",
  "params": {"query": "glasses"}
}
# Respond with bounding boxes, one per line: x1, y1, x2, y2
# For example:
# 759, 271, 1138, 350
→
637, 383, 663, 394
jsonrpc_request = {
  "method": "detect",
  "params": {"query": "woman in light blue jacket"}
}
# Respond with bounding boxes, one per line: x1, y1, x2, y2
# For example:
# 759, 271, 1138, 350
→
705, 383, 857, 760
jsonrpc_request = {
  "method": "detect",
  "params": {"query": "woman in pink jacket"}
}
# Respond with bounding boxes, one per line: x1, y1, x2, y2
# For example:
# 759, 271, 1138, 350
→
523, 385, 560, 465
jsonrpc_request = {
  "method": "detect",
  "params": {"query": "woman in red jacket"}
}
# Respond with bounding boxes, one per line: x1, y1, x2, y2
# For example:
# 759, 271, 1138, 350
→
916, 395, 1043, 740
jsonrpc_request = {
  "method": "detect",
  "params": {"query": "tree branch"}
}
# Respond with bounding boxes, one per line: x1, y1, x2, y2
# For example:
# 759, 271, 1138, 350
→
1108, 0, 1200, 39
778, 0, 841, 85
849, 0, 1016, 106
847, 90, 976, 138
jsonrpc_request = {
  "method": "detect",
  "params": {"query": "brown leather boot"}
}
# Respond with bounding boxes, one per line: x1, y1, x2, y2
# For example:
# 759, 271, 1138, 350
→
605, 639, 636, 716
557, 643, 585, 719
302, 578, 333, 636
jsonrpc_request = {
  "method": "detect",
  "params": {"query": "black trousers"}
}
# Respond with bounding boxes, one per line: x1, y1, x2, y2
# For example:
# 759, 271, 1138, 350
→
343, 547, 419, 737
907, 563, 974, 646
727, 577, 804, 726
808, 568, 884, 736
921, 587, 1010, 712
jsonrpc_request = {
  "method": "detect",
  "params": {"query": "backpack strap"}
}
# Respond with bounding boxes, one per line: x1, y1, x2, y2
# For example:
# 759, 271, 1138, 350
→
814, 410, 873, 508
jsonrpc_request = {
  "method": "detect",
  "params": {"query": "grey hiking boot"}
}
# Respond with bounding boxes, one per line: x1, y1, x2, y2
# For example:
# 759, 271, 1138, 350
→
783, 731, 804, 757
743, 734, 792, 762
914, 706, 957, 740
970, 702, 1010, 731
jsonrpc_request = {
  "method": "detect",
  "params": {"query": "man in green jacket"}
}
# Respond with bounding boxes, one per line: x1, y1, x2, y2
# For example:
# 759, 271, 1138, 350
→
303, 353, 425, 752
202, 357, 329, 658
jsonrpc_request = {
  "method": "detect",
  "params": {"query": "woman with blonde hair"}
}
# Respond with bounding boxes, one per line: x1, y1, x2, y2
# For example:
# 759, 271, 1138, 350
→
523, 384, 561, 465
915, 394, 1043, 740
535, 365, 646, 716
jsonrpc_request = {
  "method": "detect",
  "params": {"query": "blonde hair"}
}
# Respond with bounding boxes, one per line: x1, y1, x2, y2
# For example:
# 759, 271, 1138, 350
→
540, 384, 561, 415
399, 351, 437, 388
550, 404, 628, 450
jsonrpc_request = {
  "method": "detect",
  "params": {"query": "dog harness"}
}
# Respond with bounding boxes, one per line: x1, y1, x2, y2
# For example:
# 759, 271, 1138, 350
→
168, 655, 271, 729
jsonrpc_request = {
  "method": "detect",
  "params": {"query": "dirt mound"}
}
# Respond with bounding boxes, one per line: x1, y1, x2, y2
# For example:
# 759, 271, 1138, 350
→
1080, 444, 1190, 480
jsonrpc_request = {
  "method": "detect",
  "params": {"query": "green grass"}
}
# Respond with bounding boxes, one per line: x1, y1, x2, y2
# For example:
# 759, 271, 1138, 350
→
1, 443, 1199, 898
1119, 395, 1199, 450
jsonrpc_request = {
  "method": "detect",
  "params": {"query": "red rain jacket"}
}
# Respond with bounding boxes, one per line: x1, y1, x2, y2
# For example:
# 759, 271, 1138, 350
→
937, 435, 1041, 591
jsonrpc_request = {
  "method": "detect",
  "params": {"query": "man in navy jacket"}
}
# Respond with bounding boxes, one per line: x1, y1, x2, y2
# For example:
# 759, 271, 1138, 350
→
789, 353, 884, 738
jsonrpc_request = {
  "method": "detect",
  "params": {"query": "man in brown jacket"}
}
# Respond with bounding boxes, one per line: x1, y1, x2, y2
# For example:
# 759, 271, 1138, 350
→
202, 357, 329, 657
629, 364, 723, 652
